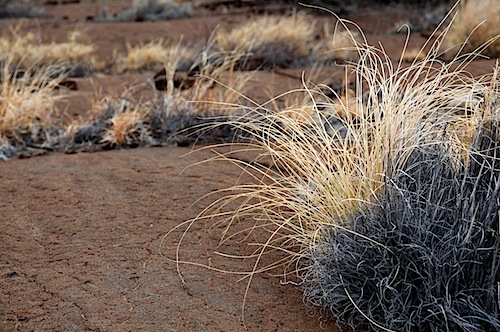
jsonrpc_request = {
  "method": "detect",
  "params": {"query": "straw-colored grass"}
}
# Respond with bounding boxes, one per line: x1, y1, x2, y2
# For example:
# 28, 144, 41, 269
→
114, 39, 198, 73
101, 107, 150, 146
319, 22, 361, 62
196, 30, 488, 264
71, 51, 251, 148
0, 28, 99, 71
213, 11, 367, 67
165, 12, 500, 326
444, 0, 500, 57
0, 60, 67, 146
214, 12, 317, 68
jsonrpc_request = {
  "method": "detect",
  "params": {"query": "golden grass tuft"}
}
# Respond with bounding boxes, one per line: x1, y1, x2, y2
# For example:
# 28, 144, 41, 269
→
164, 14, 500, 322
213, 10, 371, 67
0, 60, 66, 145
319, 23, 362, 62
114, 39, 198, 73
101, 107, 150, 146
444, 0, 500, 57
0, 27, 99, 70
214, 12, 316, 68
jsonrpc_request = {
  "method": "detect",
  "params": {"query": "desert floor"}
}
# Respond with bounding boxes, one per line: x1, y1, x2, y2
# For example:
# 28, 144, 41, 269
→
0, 1, 497, 331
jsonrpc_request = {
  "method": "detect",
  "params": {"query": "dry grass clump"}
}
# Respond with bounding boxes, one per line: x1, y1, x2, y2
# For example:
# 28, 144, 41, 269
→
214, 12, 317, 69
69, 96, 136, 148
0, 28, 248, 158
105, 111, 147, 146
98, 0, 192, 21
70, 94, 156, 148
171, 16, 500, 329
0, 61, 68, 152
213, 12, 366, 67
72, 51, 250, 148
0, 28, 99, 74
114, 39, 198, 73
146, 51, 252, 143
303, 114, 500, 331
319, 23, 362, 63
301, 64, 500, 332
0, 0, 45, 18
444, 0, 500, 57
99, 100, 152, 147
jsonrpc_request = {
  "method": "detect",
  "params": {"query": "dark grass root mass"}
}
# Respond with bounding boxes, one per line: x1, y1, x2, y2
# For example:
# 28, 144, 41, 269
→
302, 120, 500, 332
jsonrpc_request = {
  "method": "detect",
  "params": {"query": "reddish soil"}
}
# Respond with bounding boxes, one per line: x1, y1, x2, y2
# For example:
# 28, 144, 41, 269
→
0, 146, 339, 331
0, 1, 497, 331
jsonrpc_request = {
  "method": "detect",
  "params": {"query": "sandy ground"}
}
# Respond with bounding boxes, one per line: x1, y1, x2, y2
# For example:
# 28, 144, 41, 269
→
1, 1, 498, 331
0, 146, 340, 331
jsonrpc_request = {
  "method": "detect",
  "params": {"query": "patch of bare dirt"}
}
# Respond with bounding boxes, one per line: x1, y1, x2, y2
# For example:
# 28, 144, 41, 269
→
0, 146, 339, 331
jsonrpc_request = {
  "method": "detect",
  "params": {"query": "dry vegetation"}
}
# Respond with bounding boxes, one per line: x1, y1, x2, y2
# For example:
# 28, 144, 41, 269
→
113, 39, 199, 73
213, 11, 365, 68
444, 0, 500, 57
0, 28, 99, 73
70, 50, 250, 148
187, 29, 481, 272
100, 104, 151, 146
1, 1, 500, 329
215, 13, 315, 68
0, 60, 67, 150
0, 0, 45, 19
95, 0, 192, 21
169, 9, 500, 331
214, 12, 318, 69
0, 19, 250, 154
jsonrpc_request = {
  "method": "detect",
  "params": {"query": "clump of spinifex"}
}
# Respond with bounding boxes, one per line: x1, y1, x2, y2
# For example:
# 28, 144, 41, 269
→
179, 10, 500, 329
301, 62, 500, 331
444, 0, 500, 58
0, 59, 69, 154
302, 119, 500, 331
71, 50, 250, 149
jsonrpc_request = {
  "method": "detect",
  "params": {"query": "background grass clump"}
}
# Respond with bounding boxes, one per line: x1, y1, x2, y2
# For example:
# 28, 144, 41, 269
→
97, 0, 192, 22
0, 35, 248, 157
71, 51, 250, 149
444, 0, 500, 57
212, 11, 369, 68
114, 39, 198, 73
0, 0, 45, 19
0, 28, 99, 76
0, 61, 68, 153
214, 12, 318, 69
